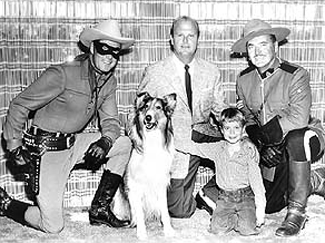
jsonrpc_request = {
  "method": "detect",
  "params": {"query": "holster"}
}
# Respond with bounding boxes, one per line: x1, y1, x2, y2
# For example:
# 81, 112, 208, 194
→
20, 126, 76, 196
23, 151, 41, 196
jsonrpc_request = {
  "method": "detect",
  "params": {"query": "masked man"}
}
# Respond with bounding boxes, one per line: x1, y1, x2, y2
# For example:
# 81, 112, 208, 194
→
0, 20, 134, 233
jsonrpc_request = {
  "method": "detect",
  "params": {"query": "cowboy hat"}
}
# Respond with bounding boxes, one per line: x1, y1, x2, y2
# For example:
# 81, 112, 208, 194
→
231, 19, 290, 53
79, 19, 135, 50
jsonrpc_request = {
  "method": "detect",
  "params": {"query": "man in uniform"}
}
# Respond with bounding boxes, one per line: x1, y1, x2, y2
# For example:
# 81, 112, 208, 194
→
0, 20, 134, 233
233, 19, 325, 236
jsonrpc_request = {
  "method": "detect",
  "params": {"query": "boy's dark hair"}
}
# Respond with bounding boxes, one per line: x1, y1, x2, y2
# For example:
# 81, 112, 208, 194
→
219, 107, 246, 127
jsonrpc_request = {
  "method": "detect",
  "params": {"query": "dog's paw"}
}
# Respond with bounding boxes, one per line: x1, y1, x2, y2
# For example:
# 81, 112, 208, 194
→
136, 229, 148, 240
164, 227, 176, 237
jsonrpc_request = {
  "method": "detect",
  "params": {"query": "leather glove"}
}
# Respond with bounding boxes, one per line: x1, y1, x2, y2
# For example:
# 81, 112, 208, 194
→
83, 136, 112, 170
8, 146, 34, 167
246, 124, 263, 149
246, 116, 283, 147
260, 143, 286, 168
259, 115, 283, 145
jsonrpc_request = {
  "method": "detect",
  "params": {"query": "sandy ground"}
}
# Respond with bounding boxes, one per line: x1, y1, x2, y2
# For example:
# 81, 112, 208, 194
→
1, 195, 325, 243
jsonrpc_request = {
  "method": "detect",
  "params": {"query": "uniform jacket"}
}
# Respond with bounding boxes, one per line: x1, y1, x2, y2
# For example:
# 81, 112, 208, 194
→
138, 54, 227, 178
3, 54, 121, 150
237, 57, 325, 157
237, 58, 311, 135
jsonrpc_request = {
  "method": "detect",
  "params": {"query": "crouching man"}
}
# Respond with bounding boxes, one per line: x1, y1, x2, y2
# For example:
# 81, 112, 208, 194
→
0, 20, 134, 233
233, 19, 325, 236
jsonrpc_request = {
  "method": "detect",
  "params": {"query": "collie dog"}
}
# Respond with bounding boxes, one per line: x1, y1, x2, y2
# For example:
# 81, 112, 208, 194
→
115, 92, 177, 239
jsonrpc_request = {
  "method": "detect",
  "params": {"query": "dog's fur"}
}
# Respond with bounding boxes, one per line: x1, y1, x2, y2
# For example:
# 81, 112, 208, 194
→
114, 92, 177, 239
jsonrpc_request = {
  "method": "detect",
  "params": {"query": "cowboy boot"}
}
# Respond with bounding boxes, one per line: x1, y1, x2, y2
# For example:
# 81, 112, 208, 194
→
89, 170, 130, 227
275, 160, 310, 236
0, 186, 30, 225
310, 166, 325, 198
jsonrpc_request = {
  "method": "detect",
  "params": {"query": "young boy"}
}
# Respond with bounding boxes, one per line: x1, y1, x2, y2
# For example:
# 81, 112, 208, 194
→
179, 107, 266, 235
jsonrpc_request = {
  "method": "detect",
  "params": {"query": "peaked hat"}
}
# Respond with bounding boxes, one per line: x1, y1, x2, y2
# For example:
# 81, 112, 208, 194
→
231, 19, 290, 53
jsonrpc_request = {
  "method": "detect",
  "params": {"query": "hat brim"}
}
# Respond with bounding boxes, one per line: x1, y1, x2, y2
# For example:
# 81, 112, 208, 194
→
231, 27, 290, 53
80, 28, 135, 50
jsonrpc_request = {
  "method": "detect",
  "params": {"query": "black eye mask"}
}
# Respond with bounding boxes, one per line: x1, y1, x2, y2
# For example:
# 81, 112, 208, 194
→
93, 40, 120, 59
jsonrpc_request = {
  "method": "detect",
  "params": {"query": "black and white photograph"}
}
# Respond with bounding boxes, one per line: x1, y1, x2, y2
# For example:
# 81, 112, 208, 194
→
0, 0, 325, 242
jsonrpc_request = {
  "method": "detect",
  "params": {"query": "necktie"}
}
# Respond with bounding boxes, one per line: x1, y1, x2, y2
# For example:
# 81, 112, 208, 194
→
185, 64, 192, 113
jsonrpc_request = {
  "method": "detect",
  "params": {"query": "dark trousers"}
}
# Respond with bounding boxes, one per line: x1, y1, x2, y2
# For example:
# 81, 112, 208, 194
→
167, 130, 220, 218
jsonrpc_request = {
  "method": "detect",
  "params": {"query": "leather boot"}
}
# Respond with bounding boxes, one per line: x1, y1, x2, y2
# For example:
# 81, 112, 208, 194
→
0, 186, 30, 225
89, 170, 130, 228
310, 166, 325, 198
275, 160, 310, 237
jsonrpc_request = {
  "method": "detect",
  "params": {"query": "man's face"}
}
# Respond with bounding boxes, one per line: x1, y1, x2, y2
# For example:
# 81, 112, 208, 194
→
247, 35, 277, 72
170, 20, 199, 63
92, 39, 120, 73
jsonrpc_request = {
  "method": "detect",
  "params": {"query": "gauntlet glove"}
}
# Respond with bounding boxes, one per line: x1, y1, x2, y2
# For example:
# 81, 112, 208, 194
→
246, 116, 285, 167
83, 136, 112, 171
8, 146, 41, 195
8, 146, 33, 167
246, 115, 283, 148
260, 142, 286, 168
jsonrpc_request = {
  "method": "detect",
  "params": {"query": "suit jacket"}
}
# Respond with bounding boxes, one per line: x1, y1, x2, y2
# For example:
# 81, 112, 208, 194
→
138, 54, 227, 178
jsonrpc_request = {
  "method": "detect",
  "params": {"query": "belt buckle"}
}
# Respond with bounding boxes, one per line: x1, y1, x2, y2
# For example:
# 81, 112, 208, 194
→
66, 135, 74, 148
66, 136, 71, 148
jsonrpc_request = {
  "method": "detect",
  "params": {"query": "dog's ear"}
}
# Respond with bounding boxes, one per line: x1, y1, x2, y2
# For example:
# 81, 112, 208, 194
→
163, 93, 177, 116
136, 92, 151, 108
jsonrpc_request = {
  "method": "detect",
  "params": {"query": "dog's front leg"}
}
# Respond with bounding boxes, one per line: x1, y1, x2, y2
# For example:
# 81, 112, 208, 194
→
135, 206, 147, 240
129, 188, 147, 239
159, 190, 175, 237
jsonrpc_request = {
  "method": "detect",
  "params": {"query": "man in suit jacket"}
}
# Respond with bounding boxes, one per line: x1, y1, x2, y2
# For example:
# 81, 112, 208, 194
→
138, 16, 228, 218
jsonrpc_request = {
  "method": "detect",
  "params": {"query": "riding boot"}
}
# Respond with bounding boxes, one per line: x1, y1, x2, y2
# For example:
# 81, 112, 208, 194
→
0, 186, 30, 225
310, 166, 325, 198
89, 170, 130, 227
275, 160, 310, 237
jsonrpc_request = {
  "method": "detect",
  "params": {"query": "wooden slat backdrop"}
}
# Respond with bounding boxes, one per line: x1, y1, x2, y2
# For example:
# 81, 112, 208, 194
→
0, 0, 324, 207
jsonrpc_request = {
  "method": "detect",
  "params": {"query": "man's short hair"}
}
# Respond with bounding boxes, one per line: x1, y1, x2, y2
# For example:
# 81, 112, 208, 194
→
170, 16, 200, 37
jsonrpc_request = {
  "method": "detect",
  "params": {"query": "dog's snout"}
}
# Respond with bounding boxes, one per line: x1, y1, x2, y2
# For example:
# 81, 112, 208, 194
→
145, 115, 152, 123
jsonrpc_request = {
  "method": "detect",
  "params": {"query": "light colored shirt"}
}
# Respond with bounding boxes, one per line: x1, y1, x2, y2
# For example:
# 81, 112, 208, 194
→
171, 54, 194, 84
185, 138, 266, 220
